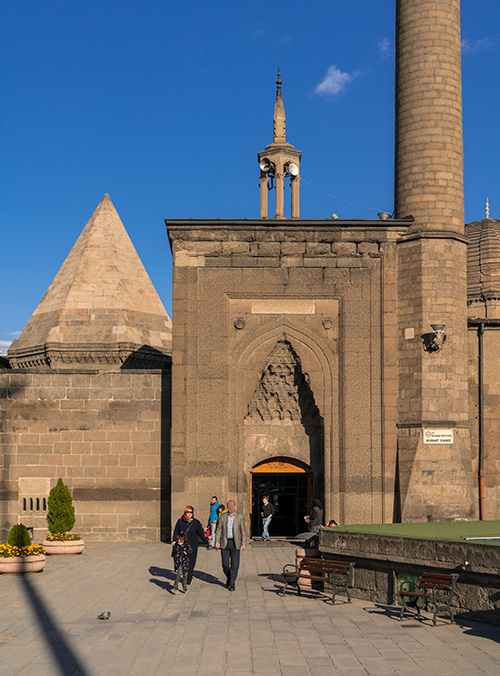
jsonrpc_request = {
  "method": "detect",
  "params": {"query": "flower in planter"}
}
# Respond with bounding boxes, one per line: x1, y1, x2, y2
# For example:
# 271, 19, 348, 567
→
0, 543, 46, 557
0, 524, 46, 557
45, 532, 81, 542
47, 478, 78, 537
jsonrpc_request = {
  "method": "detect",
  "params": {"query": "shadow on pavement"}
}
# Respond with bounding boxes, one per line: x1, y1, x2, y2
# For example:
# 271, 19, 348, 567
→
456, 619, 500, 644
192, 570, 225, 586
258, 572, 284, 582
367, 602, 500, 637
363, 603, 406, 622
149, 565, 175, 580
19, 573, 91, 676
148, 566, 225, 592
365, 602, 459, 628
150, 578, 175, 594
149, 565, 176, 594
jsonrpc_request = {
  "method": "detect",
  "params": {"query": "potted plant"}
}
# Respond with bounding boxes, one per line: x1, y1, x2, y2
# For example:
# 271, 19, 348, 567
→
42, 478, 85, 555
0, 523, 46, 573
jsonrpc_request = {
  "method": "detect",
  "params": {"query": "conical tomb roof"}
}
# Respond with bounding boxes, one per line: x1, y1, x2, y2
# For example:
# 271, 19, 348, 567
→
9, 194, 172, 369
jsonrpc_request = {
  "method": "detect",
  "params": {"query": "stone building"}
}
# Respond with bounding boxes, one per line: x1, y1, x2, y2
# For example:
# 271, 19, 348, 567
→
0, 195, 172, 540
2, 0, 500, 541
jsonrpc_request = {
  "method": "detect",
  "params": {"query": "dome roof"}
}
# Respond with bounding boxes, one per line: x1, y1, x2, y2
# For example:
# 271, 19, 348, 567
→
466, 217, 500, 303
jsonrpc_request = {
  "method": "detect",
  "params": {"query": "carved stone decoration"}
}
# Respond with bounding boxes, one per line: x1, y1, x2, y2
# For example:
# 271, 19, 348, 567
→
322, 316, 333, 330
234, 317, 246, 330
246, 339, 320, 425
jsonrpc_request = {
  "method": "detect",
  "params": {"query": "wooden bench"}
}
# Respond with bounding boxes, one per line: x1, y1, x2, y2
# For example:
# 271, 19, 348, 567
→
281, 557, 354, 604
399, 572, 459, 625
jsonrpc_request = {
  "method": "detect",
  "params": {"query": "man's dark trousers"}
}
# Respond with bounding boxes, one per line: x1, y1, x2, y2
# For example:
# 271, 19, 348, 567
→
221, 538, 240, 587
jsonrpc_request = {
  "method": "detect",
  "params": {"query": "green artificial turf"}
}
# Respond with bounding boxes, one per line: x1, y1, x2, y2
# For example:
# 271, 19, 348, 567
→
325, 520, 500, 544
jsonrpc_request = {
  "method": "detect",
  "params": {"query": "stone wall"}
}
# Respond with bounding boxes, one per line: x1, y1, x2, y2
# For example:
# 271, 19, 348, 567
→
0, 368, 170, 542
321, 529, 500, 624
167, 218, 408, 533
468, 326, 500, 520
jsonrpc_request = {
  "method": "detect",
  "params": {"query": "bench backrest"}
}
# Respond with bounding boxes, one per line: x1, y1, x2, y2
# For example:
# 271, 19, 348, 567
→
418, 572, 458, 591
299, 557, 353, 574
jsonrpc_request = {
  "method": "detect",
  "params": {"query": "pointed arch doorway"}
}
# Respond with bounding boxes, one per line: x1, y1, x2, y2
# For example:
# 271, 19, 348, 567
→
251, 457, 312, 537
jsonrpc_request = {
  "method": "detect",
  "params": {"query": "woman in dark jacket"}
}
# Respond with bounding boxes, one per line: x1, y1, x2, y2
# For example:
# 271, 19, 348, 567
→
172, 505, 208, 584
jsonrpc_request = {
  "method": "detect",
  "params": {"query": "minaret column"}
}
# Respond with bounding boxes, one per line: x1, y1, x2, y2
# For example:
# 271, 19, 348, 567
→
275, 173, 284, 219
395, 0, 475, 521
395, 0, 464, 230
259, 176, 268, 219
291, 176, 300, 219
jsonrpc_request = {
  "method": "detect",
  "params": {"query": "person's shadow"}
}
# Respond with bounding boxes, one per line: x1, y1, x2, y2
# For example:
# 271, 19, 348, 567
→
149, 566, 226, 592
149, 566, 177, 594
192, 570, 225, 586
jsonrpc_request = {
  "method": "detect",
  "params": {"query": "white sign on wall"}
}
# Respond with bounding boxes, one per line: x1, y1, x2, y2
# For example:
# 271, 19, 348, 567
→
423, 428, 454, 444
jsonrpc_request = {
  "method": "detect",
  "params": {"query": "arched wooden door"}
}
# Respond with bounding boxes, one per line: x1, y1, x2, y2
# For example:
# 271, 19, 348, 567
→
251, 457, 312, 537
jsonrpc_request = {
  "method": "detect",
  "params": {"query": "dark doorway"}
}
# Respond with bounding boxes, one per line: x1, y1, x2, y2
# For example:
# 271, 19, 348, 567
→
251, 472, 309, 537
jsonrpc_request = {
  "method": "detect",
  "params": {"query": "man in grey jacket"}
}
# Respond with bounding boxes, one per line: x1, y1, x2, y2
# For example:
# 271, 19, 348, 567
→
215, 499, 247, 591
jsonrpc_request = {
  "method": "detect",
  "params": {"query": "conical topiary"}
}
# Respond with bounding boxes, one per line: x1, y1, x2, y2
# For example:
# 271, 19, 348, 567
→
47, 478, 76, 534
8, 523, 32, 547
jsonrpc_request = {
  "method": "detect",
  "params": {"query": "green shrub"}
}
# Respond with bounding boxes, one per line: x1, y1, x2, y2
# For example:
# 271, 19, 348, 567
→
8, 523, 32, 547
47, 478, 76, 534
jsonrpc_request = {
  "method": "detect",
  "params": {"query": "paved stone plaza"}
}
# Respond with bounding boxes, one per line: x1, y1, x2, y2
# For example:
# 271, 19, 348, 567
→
2, 542, 500, 675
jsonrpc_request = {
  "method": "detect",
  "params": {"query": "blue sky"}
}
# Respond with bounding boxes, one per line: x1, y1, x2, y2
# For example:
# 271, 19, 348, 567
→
1, 1, 499, 352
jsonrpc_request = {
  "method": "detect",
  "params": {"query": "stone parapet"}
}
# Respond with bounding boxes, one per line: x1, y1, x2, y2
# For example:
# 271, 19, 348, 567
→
168, 219, 409, 270
321, 529, 500, 624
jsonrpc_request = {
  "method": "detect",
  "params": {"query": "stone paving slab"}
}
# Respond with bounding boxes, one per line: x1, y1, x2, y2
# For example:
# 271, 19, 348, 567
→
1, 542, 500, 675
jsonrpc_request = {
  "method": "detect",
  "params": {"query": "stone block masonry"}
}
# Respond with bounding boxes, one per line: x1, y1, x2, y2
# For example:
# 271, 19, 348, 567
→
167, 218, 409, 533
0, 368, 171, 542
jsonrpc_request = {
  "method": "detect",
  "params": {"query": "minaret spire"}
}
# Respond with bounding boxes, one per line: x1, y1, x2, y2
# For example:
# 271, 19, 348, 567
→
257, 69, 301, 219
486, 197, 490, 219
273, 67, 286, 143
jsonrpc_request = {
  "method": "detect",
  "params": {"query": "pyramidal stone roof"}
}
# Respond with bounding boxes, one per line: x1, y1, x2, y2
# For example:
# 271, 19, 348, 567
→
9, 194, 172, 369
466, 217, 500, 304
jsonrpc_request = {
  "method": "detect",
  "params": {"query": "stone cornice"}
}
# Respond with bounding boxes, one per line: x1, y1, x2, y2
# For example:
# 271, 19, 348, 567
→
167, 217, 412, 232
8, 341, 171, 370
397, 420, 470, 429
397, 229, 468, 245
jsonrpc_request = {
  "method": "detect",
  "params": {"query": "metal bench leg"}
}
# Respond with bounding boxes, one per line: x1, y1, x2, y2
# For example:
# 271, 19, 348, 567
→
400, 598, 406, 621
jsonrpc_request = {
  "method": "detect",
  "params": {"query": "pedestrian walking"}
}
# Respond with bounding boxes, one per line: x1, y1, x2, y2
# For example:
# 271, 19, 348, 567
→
215, 499, 246, 591
208, 495, 219, 549
260, 495, 275, 541
172, 506, 209, 584
171, 532, 191, 592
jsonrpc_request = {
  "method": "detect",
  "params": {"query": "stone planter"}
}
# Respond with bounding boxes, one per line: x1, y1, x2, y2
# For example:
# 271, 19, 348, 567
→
295, 546, 319, 589
0, 554, 46, 574
42, 539, 85, 555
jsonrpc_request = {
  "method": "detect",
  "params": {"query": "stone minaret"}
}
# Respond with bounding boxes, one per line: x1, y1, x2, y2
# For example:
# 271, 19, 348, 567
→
258, 70, 302, 219
395, 0, 475, 520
